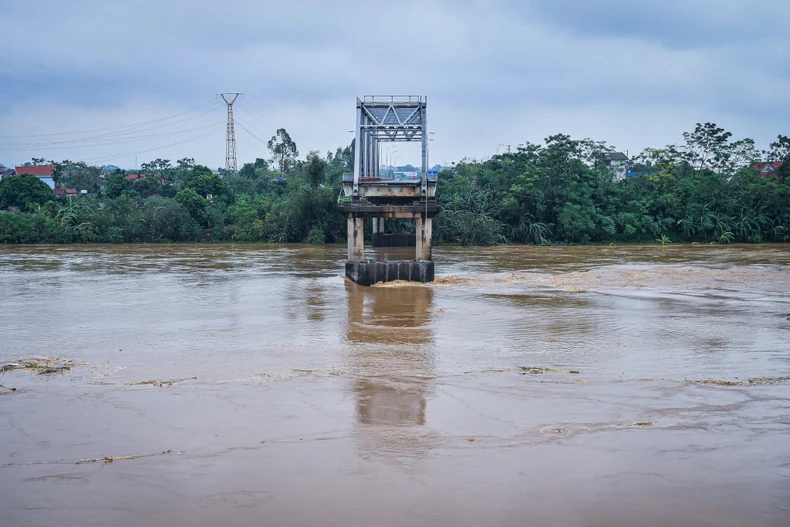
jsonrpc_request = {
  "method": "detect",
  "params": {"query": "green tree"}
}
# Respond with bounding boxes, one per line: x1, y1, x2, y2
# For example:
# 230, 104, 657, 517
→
304, 152, 327, 189
268, 128, 299, 174
185, 172, 230, 200
0, 174, 53, 210
105, 173, 130, 198
175, 187, 208, 225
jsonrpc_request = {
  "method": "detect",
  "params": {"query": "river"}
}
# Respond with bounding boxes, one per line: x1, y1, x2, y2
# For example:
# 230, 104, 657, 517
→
1, 244, 789, 526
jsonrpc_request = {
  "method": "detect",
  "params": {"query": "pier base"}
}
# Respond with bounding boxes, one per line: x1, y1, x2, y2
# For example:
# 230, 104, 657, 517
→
345, 260, 434, 287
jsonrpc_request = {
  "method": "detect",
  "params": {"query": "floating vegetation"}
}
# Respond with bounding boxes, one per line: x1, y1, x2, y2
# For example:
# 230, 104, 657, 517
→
521, 366, 580, 375
633, 421, 654, 428
464, 368, 519, 374
694, 376, 790, 387
746, 376, 790, 385
1, 357, 81, 376
695, 379, 741, 386
75, 450, 177, 465
130, 377, 197, 387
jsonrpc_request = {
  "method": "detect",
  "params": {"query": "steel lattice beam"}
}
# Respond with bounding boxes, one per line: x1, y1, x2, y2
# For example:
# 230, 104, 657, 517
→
352, 95, 428, 197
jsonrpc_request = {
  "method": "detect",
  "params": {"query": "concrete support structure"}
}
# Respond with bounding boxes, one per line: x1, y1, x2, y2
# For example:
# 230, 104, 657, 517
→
347, 216, 364, 261
339, 96, 439, 286
416, 216, 432, 261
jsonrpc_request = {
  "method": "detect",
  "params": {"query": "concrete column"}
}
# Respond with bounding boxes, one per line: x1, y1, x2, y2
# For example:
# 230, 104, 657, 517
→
348, 215, 364, 261
415, 216, 423, 261
372, 217, 379, 235
378, 218, 385, 233
416, 215, 432, 261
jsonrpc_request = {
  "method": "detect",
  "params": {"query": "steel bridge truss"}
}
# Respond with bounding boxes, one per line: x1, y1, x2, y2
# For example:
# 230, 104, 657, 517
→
353, 95, 428, 197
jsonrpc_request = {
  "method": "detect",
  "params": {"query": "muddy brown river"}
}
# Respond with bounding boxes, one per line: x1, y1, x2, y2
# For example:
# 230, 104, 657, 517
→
1, 244, 789, 526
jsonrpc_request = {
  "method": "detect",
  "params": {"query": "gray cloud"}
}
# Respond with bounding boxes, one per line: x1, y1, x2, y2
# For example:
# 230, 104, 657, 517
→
1, 0, 788, 168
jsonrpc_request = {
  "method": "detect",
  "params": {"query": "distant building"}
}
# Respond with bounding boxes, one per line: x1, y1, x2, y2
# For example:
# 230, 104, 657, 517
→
0, 164, 15, 180
54, 188, 78, 197
601, 152, 629, 181
751, 162, 784, 177
14, 165, 56, 188
126, 173, 166, 184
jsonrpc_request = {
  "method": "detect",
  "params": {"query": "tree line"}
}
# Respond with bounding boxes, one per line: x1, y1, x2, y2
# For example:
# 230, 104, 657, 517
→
1, 124, 788, 245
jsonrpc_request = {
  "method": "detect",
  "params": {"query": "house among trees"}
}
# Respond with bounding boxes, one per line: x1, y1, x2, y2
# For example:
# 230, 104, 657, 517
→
14, 165, 56, 189
126, 173, 165, 184
0, 164, 15, 180
54, 188, 78, 197
750, 161, 784, 177
601, 152, 629, 181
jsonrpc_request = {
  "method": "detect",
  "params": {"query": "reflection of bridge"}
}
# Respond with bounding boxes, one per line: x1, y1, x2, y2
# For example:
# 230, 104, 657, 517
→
338, 96, 440, 286
345, 280, 435, 456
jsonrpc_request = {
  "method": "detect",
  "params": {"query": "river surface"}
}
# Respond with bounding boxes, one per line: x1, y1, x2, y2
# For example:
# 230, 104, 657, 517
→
1, 244, 789, 526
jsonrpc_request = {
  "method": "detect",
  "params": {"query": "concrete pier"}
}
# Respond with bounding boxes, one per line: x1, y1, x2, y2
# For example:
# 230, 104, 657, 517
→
339, 95, 440, 287
347, 216, 364, 261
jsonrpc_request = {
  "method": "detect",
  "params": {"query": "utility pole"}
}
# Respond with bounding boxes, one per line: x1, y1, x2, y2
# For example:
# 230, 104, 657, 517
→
219, 93, 242, 173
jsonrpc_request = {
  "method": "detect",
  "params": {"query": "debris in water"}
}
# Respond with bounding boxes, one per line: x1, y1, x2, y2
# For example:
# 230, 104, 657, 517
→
75, 450, 177, 465
746, 376, 790, 385
130, 377, 197, 387
633, 421, 654, 428
695, 379, 742, 386
464, 368, 519, 374
1, 357, 80, 376
0, 383, 17, 392
694, 376, 790, 387
521, 366, 580, 375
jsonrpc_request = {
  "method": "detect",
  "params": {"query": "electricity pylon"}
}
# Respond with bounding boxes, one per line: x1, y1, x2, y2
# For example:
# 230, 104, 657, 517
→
219, 93, 242, 172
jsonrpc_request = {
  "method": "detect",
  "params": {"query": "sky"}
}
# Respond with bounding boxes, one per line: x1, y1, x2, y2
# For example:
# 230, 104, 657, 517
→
1, 0, 788, 170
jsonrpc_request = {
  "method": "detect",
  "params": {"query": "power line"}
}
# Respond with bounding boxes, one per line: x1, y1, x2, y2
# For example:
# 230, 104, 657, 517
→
2, 121, 225, 151
234, 119, 269, 146
82, 128, 224, 165
239, 98, 277, 129
0, 100, 217, 139
2, 105, 223, 149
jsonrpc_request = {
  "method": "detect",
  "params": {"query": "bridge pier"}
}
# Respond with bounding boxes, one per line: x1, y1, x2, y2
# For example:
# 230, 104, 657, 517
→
415, 215, 432, 261
347, 216, 364, 261
338, 95, 440, 286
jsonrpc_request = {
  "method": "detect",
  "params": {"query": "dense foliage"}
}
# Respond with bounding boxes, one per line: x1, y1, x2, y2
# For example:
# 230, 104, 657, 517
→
435, 129, 790, 245
0, 173, 54, 210
1, 125, 788, 245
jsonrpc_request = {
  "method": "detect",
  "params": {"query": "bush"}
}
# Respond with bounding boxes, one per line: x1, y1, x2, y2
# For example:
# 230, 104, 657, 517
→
305, 227, 326, 245
0, 174, 53, 210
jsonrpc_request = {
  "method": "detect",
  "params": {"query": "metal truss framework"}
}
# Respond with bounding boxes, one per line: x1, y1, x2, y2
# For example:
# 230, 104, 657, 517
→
353, 95, 428, 196
219, 93, 241, 173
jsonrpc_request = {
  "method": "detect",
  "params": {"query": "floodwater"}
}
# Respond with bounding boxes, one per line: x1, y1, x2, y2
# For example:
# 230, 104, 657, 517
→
1, 244, 789, 526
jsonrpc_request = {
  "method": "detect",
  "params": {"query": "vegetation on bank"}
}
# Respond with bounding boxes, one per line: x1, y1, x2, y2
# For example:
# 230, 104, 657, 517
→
1, 124, 789, 245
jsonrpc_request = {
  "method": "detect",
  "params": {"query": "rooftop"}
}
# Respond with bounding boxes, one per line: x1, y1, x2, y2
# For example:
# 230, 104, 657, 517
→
15, 165, 55, 176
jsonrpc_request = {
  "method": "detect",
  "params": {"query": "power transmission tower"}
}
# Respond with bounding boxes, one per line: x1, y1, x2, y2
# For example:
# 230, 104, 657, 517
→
219, 93, 242, 172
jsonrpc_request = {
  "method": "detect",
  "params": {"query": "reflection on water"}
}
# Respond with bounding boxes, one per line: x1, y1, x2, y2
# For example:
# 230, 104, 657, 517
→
345, 280, 435, 459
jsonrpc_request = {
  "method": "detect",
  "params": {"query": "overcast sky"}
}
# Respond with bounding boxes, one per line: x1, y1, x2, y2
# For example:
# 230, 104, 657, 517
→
1, 0, 788, 169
